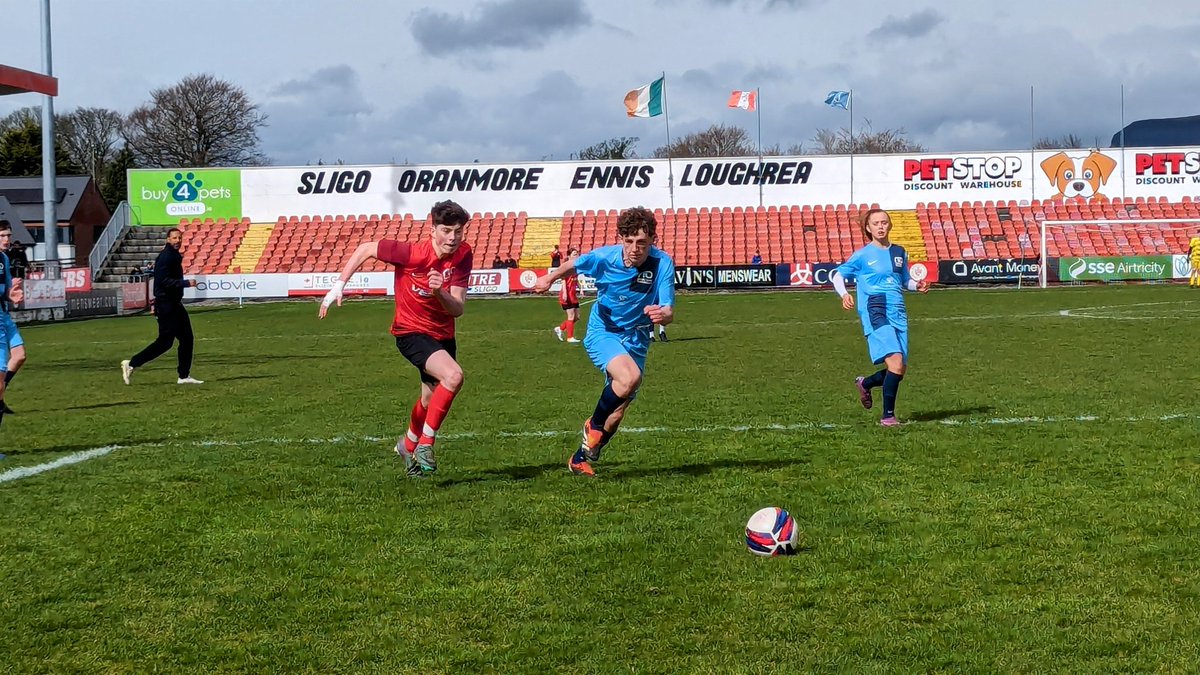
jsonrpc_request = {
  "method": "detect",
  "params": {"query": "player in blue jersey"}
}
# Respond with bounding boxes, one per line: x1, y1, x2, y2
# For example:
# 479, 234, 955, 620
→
830, 209, 929, 426
0, 222, 26, 431
534, 207, 676, 476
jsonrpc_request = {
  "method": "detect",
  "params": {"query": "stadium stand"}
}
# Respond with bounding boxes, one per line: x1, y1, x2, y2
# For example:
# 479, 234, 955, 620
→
158, 198, 1200, 275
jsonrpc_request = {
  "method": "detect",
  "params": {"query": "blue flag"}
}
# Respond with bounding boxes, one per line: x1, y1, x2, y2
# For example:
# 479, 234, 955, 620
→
825, 90, 850, 110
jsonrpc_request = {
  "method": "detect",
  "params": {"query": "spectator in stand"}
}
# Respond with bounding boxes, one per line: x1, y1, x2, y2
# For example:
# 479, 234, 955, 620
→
491, 254, 504, 269
751, 250, 763, 265
504, 255, 518, 268
550, 244, 563, 267
7, 241, 28, 280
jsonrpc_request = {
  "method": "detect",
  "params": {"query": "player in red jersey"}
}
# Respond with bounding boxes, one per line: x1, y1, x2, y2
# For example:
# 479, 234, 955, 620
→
319, 200, 474, 477
553, 247, 581, 343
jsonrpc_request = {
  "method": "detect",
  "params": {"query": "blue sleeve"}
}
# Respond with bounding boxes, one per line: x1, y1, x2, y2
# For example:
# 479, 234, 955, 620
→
656, 255, 675, 307
900, 249, 911, 289
573, 248, 603, 278
836, 250, 861, 281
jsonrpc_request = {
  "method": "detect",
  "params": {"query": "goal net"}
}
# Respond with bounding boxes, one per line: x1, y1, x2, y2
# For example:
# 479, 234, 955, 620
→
1038, 218, 1200, 288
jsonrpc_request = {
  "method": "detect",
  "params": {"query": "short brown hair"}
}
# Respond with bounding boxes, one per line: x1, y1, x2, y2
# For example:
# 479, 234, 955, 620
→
167, 227, 182, 236
0, 220, 10, 233
431, 200, 470, 227
859, 208, 889, 240
616, 206, 656, 239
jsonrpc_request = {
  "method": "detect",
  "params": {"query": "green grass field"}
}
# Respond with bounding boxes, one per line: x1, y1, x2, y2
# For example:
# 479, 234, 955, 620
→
2, 286, 1199, 673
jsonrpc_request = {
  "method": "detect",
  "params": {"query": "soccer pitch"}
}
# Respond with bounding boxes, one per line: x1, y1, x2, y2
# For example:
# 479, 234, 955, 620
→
2, 286, 1198, 672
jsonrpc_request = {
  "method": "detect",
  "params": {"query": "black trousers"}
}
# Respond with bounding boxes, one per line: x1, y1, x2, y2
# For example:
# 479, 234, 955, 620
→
130, 302, 193, 378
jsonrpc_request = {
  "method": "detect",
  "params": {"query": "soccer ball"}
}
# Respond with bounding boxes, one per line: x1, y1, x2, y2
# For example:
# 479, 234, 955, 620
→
745, 507, 798, 557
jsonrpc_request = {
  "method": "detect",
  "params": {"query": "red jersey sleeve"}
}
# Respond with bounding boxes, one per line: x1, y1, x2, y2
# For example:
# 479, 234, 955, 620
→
377, 239, 411, 267
448, 249, 474, 288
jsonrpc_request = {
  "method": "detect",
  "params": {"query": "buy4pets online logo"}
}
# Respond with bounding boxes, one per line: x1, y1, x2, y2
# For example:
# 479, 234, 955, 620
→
140, 171, 233, 217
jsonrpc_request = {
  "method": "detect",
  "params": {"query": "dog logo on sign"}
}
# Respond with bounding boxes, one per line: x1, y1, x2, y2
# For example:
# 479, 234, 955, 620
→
1040, 151, 1117, 201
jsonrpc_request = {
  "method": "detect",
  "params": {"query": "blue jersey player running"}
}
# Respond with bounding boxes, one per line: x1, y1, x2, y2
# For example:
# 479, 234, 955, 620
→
830, 209, 930, 426
0, 221, 27, 432
535, 207, 676, 476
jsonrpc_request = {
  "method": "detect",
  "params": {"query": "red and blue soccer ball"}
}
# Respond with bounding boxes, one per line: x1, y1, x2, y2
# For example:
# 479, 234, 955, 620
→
745, 507, 799, 557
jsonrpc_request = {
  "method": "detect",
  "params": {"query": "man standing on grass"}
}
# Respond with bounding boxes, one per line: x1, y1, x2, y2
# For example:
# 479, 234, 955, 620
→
534, 206, 675, 477
319, 200, 474, 478
0, 221, 26, 430
122, 228, 203, 385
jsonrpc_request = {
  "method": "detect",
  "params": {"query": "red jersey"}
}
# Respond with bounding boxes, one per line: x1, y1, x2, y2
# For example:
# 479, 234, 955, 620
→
377, 238, 474, 340
559, 273, 579, 305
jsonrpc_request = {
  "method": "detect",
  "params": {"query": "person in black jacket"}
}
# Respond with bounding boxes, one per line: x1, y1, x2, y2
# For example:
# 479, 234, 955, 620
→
121, 228, 203, 384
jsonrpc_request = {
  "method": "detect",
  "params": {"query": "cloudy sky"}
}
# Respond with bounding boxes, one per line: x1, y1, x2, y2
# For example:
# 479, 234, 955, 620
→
3, 0, 1199, 167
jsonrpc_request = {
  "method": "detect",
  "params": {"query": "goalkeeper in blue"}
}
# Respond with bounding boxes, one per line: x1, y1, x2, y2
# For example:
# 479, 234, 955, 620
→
534, 207, 676, 476
830, 208, 930, 426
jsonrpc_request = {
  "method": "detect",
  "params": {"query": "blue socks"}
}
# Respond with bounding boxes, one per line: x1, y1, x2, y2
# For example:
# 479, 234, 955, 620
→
882, 371, 903, 418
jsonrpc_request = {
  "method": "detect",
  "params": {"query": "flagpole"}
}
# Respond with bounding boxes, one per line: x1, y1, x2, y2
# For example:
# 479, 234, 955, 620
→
756, 87, 763, 207
1120, 83, 1126, 201
849, 88, 855, 205
662, 71, 675, 210
1029, 85, 1035, 204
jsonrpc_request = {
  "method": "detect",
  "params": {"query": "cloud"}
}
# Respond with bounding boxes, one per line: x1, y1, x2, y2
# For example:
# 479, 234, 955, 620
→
411, 0, 591, 56
261, 66, 374, 165
867, 9, 945, 41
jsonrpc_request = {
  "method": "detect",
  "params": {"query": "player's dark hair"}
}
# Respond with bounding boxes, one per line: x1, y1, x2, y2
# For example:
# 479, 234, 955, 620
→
167, 227, 182, 237
431, 200, 470, 227
0, 220, 10, 233
616, 206, 656, 239
860, 208, 889, 240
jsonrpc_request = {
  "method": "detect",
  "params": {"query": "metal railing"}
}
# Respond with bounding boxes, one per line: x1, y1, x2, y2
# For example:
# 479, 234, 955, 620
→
89, 201, 131, 276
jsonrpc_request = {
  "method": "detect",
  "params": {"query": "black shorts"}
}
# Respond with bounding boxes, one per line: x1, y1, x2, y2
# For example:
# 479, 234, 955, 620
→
395, 333, 458, 384
560, 303, 580, 310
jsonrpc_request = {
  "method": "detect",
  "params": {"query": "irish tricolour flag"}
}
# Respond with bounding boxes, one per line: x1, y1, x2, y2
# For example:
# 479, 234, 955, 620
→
624, 77, 664, 118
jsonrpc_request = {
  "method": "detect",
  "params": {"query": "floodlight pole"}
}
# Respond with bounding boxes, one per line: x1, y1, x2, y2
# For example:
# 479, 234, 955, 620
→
41, 0, 59, 277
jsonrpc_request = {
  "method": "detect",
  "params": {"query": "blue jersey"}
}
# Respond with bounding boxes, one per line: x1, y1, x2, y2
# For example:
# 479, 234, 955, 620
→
836, 243, 910, 335
574, 244, 675, 334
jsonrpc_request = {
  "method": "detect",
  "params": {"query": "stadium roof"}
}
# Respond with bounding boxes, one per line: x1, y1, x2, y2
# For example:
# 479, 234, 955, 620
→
1110, 115, 1200, 148
0, 64, 57, 97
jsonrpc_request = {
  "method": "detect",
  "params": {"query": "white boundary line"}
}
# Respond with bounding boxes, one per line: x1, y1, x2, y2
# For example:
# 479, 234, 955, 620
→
3, 412, 1196, 485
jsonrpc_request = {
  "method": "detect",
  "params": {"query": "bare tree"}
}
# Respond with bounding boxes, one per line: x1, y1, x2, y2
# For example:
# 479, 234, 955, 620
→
1034, 133, 1084, 150
0, 107, 42, 135
653, 123, 757, 158
574, 136, 639, 160
123, 74, 268, 167
762, 142, 806, 156
58, 107, 123, 184
810, 119, 925, 154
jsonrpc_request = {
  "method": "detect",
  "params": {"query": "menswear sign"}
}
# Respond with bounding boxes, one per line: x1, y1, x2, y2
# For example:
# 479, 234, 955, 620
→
130, 144, 1200, 224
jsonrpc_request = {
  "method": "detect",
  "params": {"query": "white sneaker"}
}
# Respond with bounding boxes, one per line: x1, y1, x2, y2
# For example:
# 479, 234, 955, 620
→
121, 360, 133, 385
566, 337, 580, 343
553, 326, 564, 341
177, 377, 204, 385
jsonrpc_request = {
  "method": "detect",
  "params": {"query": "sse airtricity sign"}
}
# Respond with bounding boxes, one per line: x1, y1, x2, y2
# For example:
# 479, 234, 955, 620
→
128, 169, 243, 224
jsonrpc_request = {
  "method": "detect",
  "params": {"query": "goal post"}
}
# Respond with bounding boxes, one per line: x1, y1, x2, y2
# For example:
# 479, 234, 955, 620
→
1038, 218, 1200, 288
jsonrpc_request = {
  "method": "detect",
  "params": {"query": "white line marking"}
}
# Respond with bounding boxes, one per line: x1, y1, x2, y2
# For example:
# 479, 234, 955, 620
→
0, 446, 123, 483
3, 412, 1196, 484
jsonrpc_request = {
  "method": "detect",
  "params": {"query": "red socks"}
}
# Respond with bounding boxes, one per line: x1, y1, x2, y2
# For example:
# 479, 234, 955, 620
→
565, 319, 575, 339
404, 399, 427, 453
417, 384, 459, 446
